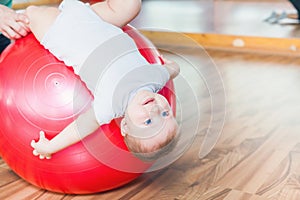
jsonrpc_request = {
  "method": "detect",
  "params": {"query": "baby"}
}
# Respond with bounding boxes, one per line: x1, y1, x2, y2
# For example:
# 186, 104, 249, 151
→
27, 0, 180, 161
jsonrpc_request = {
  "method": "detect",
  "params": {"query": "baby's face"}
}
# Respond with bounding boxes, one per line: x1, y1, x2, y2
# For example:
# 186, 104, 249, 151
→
124, 90, 176, 139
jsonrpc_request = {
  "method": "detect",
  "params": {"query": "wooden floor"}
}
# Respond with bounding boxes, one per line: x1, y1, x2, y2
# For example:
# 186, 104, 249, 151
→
2, 46, 300, 199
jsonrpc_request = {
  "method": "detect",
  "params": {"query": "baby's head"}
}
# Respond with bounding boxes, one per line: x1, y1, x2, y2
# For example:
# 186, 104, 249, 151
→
121, 90, 178, 161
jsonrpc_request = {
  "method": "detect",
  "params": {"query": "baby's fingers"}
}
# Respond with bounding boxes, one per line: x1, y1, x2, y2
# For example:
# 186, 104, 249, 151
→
30, 140, 36, 148
32, 149, 39, 156
39, 131, 46, 140
39, 154, 51, 160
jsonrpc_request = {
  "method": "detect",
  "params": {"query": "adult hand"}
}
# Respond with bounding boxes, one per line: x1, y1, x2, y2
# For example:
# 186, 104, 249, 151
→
0, 5, 30, 39
31, 131, 52, 159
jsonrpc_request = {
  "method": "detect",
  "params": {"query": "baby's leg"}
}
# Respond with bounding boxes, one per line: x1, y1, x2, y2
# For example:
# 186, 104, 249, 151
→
90, 0, 141, 27
25, 6, 60, 41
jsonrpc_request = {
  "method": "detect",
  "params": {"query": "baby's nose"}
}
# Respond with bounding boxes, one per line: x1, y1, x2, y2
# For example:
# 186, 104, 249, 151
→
150, 104, 162, 115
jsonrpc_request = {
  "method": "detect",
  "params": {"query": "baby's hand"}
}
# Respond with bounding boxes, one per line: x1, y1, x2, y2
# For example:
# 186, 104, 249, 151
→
162, 59, 180, 80
31, 131, 52, 159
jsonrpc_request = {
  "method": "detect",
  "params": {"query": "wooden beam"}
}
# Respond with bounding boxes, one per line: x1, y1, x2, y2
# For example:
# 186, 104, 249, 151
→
140, 30, 300, 56
12, 0, 62, 10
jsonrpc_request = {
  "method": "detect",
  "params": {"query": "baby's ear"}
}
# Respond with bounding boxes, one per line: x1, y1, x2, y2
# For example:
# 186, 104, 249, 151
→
120, 118, 129, 137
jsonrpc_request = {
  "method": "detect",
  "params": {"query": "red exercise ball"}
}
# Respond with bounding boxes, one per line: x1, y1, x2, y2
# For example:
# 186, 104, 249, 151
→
0, 25, 176, 194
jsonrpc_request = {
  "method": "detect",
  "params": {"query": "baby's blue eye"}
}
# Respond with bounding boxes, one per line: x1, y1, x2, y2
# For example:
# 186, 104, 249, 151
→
162, 111, 169, 117
144, 119, 152, 125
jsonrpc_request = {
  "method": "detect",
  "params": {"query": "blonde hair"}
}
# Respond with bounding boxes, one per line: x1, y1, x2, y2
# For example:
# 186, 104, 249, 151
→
124, 126, 178, 162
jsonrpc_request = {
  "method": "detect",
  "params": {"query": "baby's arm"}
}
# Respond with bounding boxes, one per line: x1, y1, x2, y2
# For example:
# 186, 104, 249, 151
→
31, 108, 100, 159
91, 0, 142, 27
